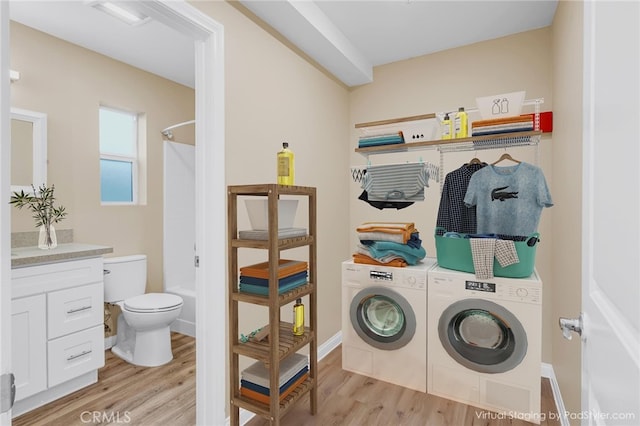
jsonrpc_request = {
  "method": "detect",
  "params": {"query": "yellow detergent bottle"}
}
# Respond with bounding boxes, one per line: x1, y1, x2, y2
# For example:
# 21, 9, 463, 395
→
277, 142, 295, 185
454, 107, 468, 138
293, 298, 304, 336
441, 113, 452, 140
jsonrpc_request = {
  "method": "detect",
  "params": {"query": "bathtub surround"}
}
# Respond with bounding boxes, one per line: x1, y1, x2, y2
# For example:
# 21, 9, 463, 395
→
163, 140, 195, 337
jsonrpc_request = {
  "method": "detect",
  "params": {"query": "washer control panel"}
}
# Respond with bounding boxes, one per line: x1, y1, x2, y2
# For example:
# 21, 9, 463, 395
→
343, 260, 434, 290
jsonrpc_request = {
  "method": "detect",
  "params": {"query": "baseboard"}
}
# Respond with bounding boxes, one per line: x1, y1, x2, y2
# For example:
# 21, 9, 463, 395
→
104, 335, 116, 350
541, 363, 569, 426
170, 318, 196, 338
227, 330, 343, 426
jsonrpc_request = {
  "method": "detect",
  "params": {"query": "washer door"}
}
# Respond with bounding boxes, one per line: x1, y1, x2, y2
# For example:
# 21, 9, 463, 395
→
350, 286, 416, 350
438, 299, 527, 373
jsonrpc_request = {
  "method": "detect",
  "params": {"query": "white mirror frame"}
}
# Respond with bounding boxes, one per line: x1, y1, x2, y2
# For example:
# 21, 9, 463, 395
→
10, 107, 47, 194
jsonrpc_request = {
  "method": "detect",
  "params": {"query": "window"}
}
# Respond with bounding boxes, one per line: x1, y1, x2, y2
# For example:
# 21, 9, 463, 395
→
99, 107, 144, 204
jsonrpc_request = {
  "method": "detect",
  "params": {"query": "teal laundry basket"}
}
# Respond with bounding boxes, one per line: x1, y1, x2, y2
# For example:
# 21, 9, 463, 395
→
434, 227, 539, 278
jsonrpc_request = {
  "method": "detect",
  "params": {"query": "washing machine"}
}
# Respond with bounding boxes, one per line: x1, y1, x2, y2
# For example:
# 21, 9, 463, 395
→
342, 258, 436, 392
427, 266, 542, 423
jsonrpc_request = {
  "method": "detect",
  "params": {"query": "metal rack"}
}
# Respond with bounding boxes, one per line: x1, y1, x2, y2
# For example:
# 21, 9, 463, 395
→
354, 99, 545, 191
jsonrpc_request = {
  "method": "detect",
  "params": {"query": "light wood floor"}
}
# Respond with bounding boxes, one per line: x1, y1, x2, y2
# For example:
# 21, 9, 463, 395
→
14, 333, 559, 426
13, 333, 196, 426
245, 347, 560, 426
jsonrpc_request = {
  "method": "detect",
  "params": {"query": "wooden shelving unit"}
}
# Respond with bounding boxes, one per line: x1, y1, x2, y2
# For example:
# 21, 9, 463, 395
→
228, 184, 317, 426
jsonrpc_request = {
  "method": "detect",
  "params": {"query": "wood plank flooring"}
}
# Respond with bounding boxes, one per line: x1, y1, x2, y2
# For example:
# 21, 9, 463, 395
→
12, 333, 196, 426
13, 333, 559, 426
245, 346, 560, 426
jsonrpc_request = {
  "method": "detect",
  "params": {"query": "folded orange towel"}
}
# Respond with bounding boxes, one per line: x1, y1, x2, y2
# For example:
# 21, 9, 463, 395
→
355, 222, 416, 244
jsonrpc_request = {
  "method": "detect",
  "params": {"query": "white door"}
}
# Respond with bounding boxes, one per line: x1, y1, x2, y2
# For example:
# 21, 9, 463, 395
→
581, 1, 640, 424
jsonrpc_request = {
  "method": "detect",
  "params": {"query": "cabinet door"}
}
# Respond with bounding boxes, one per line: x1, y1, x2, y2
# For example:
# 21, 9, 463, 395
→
12, 295, 47, 401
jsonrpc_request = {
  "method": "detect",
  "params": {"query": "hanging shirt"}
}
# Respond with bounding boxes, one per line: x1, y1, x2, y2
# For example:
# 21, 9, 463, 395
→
464, 162, 553, 236
361, 162, 435, 202
436, 162, 487, 234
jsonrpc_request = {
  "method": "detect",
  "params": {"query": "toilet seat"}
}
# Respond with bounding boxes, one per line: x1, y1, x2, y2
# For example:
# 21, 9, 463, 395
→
124, 293, 183, 313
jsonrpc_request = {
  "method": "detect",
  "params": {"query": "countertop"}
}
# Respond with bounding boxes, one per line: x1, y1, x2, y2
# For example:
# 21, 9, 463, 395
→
11, 243, 114, 268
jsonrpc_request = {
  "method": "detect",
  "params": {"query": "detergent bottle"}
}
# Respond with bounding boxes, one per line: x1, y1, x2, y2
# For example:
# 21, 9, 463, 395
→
441, 113, 452, 140
277, 142, 295, 185
454, 107, 468, 138
293, 298, 304, 336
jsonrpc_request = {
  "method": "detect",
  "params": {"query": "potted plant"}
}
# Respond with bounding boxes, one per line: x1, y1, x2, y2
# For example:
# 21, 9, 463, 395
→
10, 184, 67, 249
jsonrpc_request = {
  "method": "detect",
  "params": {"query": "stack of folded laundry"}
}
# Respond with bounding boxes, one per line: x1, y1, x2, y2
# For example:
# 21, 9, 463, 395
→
471, 114, 534, 136
241, 353, 309, 404
358, 131, 404, 148
239, 259, 308, 295
353, 222, 426, 267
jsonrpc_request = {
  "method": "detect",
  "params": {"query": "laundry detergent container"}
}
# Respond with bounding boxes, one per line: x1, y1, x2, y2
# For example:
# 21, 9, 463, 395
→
434, 227, 539, 278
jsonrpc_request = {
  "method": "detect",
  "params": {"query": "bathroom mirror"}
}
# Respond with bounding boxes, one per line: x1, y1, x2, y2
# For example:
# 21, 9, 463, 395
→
11, 108, 47, 194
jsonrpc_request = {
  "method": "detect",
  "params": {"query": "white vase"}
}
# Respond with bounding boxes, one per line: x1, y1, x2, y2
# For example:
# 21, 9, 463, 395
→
38, 224, 57, 249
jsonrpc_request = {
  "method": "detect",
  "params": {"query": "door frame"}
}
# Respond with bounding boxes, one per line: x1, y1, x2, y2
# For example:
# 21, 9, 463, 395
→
1, 0, 12, 423
0, 1, 226, 424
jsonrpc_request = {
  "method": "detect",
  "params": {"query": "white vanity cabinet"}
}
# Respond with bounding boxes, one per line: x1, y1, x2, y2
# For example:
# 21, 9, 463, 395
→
12, 294, 47, 400
11, 256, 106, 417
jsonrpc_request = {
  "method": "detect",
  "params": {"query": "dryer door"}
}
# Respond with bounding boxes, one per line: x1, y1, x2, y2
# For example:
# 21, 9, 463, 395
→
438, 299, 527, 373
349, 286, 416, 350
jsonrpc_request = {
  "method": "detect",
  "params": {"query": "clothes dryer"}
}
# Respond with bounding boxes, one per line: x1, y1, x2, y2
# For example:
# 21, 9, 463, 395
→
427, 266, 542, 423
341, 258, 436, 392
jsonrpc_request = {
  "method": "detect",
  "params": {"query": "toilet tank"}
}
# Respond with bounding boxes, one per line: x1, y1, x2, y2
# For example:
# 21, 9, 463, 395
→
103, 255, 147, 303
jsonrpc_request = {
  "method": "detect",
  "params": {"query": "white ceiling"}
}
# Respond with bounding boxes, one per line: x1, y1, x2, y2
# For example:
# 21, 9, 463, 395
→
9, 0, 558, 88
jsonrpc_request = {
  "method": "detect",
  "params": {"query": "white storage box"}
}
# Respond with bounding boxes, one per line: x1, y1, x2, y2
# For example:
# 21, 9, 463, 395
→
475, 90, 526, 119
245, 199, 298, 230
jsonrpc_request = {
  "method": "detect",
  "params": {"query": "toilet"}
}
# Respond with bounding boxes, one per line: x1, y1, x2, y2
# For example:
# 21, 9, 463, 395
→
103, 255, 183, 367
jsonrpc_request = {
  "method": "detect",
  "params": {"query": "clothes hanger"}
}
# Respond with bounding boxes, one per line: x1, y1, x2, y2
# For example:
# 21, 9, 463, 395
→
492, 152, 521, 165
468, 157, 482, 165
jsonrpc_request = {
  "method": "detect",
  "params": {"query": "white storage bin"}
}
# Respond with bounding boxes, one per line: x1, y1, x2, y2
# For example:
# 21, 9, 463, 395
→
245, 199, 298, 230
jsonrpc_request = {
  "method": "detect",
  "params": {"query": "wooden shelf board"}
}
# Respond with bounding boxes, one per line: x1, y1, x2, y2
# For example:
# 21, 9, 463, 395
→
355, 112, 437, 128
232, 377, 314, 420
233, 322, 313, 365
228, 184, 316, 197
231, 235, 315, 250
232, 283, 315, 306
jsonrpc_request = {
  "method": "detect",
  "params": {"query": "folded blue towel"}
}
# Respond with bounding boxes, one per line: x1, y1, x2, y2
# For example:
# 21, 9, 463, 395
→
363, 240, 426, 265
241, 366, 309, 396
240, 271, 308, 287
239, 278, 308, 295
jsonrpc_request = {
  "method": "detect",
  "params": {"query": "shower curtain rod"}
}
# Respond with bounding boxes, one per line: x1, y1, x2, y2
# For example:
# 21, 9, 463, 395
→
161, 119, 195, 135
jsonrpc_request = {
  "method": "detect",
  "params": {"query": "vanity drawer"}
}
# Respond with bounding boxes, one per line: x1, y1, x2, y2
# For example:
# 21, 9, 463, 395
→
48, 282, 103, 339
12, 257, 104, 298
48, 325, 105, 387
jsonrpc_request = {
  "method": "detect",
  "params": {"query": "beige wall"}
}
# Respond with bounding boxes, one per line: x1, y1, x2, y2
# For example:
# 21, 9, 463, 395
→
190, 1, 351, 415
192, 0, 350, 345
10, 1, 586, 420
349, 28, 555, 362
551, 1, 583, 422
10, 22, 195, 294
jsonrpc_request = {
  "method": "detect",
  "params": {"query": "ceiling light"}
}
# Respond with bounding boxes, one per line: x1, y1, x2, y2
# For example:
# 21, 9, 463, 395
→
89, 1, 151, 26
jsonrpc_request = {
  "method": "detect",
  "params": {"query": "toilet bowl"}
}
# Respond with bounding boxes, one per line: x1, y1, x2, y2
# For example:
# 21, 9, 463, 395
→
104, 255, 184, 367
